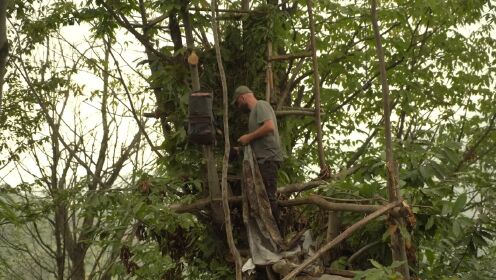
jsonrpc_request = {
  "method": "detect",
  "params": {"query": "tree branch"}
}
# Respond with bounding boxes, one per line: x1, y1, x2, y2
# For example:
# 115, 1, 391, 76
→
281, 200, 402, 280
99, 2, 171, 64
211, 0, 243, 278
370, 1, 409, 278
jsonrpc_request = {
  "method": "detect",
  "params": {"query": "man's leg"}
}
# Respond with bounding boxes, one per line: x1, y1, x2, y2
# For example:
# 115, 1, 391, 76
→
258, 161, 280, 226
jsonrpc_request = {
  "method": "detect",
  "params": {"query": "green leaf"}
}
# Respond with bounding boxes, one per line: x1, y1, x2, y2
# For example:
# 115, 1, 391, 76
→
452, 193, 467, 215
0, 196, 20, 225
370, 259, 384, 269
389, 260, 406, 269
419, 165, 434, 179
442, 202, 452, 216
425, 216, 435, 230
425, 249, 435, 265
452, 220, 462, 237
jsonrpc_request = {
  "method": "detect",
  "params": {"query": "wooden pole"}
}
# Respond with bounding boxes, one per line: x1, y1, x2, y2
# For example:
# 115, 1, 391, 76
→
266, 41, 273, 102
370, 1, 410, 278
324, 211, 340, 265
306, 0, 326, 172
182, 5, 224, 225
211, 1, 243, 278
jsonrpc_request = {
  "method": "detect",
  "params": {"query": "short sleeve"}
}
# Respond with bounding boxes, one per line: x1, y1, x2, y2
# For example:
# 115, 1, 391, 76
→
256, 101, 274, 124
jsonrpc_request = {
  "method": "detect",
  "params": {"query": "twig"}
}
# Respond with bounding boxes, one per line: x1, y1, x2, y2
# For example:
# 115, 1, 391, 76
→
100, 2, 171, 64
347, 240, 381, 267
107, 46, 164, 159
276, 48, 310, 110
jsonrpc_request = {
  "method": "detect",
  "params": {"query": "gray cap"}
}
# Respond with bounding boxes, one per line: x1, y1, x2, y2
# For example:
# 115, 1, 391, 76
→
232, 85, 252, 105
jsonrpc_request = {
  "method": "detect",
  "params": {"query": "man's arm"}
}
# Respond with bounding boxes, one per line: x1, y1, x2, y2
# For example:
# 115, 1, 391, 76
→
238, 119, 274, 145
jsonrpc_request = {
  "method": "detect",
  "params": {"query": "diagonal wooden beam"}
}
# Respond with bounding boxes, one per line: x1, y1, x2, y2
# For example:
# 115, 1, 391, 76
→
282, 200, 402, 280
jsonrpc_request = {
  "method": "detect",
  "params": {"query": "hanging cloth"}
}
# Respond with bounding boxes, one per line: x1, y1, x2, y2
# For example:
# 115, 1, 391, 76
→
242, 145, 290, 265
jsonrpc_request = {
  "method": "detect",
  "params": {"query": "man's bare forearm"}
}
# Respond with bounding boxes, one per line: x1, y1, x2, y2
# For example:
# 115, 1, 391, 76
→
247, 120, 274, 142
238, 120, 275, 145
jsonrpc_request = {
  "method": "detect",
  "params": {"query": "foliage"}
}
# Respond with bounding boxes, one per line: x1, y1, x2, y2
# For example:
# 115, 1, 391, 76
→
0, 0, 495, 279
353, 260, 405, 280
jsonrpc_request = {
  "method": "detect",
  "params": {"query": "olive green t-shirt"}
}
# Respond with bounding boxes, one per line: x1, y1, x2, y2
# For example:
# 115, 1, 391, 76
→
248, 100, 283, 163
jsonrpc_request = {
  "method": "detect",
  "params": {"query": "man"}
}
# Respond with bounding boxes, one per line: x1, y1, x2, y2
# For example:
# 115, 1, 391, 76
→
232, 85, 283, 226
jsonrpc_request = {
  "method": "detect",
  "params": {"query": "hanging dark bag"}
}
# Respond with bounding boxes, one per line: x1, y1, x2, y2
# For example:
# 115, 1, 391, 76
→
188, 91, 215, 145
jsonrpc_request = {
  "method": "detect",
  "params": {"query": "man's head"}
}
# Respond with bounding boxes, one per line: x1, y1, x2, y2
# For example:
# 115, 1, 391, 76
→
232, 85, 255, 113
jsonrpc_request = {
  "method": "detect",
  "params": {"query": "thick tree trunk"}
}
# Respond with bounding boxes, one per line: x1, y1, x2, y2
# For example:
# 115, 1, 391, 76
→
69, 246, 87, 280
54, 206, 66, 280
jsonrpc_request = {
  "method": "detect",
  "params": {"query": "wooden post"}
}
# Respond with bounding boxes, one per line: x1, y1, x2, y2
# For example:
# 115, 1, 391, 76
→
370, 0, 410, 278
266, 41, 273, 102
182, 6, 224, 225
324, 211, 340, 265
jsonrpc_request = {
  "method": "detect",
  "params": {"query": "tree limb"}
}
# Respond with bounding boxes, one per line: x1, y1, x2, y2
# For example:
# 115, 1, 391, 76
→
281, 200, 402, 280
370, 1, 409, 278
99, 2, 171, 64
211, 1, 243, 278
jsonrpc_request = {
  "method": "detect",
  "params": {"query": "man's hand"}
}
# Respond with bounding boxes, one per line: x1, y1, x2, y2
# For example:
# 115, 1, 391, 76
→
238, 120, 274, 145
237, 134, 252, 145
